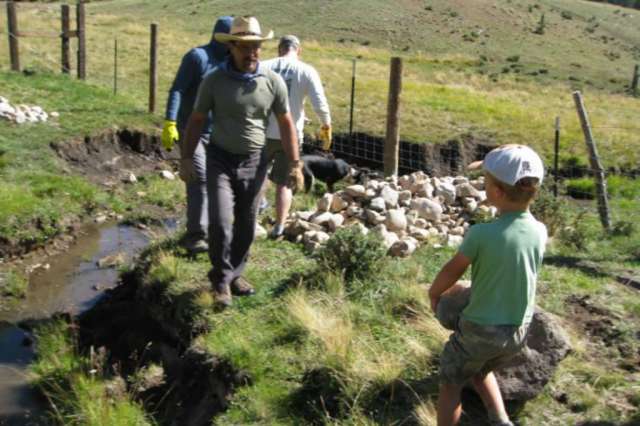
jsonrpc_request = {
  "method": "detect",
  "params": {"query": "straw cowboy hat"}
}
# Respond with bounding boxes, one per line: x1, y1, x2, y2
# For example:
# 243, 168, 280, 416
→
214, 17, 274, 42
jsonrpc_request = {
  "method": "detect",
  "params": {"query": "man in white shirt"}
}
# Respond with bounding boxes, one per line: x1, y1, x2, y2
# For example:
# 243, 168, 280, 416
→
263, 35, 332, 238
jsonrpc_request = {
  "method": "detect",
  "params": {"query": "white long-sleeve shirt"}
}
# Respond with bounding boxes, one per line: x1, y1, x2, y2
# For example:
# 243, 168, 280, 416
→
262, 56, 331, 141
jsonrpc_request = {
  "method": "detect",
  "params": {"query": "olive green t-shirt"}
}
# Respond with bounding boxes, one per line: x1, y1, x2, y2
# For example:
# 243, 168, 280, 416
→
458, 210, 548, 326
193, 67, 289, 155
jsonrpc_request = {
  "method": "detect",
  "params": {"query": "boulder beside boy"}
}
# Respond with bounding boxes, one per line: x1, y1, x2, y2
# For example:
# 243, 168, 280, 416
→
428, 145, 548, 426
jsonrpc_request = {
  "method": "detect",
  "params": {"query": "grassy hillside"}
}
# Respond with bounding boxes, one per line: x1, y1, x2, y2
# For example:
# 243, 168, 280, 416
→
1, 0, 640, 165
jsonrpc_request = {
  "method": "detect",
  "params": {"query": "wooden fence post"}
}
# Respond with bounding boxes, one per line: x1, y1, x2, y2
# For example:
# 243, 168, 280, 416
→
384, 57, 403, 177
632, 64, 639, 92
76, 3, 86, 80
572, 91, 611, 231
7, 2, 20, 72
61, 5, 71, 74
149, 23, 158, 113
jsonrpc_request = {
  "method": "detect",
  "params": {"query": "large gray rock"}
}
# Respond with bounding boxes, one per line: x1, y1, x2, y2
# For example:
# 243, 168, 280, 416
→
385, 209, 407, 232
436, 281, 573, 402
436, 183, 456, 204
410, 198, 443, 221
496, 309, 572, 401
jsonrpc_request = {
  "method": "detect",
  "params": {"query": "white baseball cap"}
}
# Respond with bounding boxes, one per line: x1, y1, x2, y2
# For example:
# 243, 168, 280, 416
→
469, 144, 544, 186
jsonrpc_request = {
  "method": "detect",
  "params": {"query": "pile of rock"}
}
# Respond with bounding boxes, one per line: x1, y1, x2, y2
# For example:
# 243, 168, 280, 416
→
284, 171, 497, 257
0, 96, 59, 124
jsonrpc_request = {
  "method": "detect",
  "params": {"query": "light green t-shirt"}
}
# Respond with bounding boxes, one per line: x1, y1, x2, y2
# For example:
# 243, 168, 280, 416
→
459, 210, 548, 326
193, 67, 289, 155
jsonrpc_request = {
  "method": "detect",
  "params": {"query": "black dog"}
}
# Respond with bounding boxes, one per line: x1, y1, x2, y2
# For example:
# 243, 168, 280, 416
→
301, 155, 362, 193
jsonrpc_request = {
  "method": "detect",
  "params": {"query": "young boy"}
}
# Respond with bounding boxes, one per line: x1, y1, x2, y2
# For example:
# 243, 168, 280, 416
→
428, 145, 548, 426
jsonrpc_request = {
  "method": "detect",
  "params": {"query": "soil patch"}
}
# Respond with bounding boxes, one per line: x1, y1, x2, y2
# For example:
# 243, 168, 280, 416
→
51, 128, 178, 188
1, 128, 178, 265
75, 267, 246, 425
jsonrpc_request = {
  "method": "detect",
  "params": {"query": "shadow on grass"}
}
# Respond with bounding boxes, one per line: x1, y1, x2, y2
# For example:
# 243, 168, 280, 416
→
545, 255, 640, 290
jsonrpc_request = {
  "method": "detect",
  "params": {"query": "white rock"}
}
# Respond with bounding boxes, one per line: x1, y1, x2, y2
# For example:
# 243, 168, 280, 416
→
122, 172, 137, 184
31, 106, 43, 114
471, 178, 485, 191
15, 113, 26, 124
417, 183, 435, 198
305, 241, 321, 255
160, 170, 175, 180
436, 183, 456, 204
0, 103, 11, 113
414, 218, 428, 229
317, 193, 333, 211
450, 226, 465, 236
296, 211, 315, 221
303, 231, 317, 244
405, 210, 419, 226
354, 222, 369, 235
365, 180, 380, 191
365, 209, 381, 224
428, 227, 439, 237
465, 199, 478, 213
37, 113, 48, 122
0, 96, 7, 103
447, 235, 464, 247
431, 177, 441, 187
488, 207, 498, 218
345, 184, 366, 198
371, 224, 388, 238
398, 175, 412, 191
380, 186, 399, 208
454, 176, 469, 185
456, 183, 483, 199
389, 239, 417, 258
50, 112, 60, 118
398, 189, 412, 202
255, 224, 268, 239
384, 232, 399, 248
328, 214, 345, 232
410, 198, 443, 221
369, 197, 387, 212
411, 228, 430, 241
312, 231, 331, 245
362, 189, 376, 201
310, 211, 333, 226
385, 209, 408, 232
345, 205, 361, 217
331, 192, 351, 213
95, 215, 108, 224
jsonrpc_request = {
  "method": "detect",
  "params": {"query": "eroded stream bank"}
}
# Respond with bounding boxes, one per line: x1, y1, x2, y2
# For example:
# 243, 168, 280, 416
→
0, 219, 177, 425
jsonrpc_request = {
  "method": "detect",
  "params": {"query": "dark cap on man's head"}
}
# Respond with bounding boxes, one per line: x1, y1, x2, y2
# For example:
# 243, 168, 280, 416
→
279, 35, 300, 49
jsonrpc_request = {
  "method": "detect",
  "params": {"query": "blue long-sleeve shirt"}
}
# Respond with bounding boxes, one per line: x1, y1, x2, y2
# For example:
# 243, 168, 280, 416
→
165, 16, 232, 133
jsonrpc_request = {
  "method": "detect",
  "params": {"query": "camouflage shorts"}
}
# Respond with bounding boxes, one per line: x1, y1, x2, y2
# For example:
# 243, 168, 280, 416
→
439, 317, 529, 386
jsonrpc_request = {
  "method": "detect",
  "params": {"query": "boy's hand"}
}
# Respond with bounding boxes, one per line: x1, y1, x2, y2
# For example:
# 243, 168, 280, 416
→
430, 296, 439, 315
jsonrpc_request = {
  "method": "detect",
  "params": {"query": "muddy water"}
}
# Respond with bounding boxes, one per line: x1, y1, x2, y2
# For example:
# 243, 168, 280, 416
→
0, 219, 178, 425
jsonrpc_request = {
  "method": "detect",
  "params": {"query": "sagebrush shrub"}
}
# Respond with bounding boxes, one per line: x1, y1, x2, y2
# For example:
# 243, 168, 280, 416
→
315, 227, 387, 283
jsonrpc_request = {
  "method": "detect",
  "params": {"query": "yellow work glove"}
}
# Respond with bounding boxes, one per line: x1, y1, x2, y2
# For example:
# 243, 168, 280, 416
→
161, 120, 179, 151
287, 160, 305, 195
319, 124, 332, 151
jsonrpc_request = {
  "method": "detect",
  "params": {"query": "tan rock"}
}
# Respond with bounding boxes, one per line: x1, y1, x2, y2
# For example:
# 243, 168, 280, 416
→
317, 193, 333, 211
385, 209, 407, 232
345, 184, 366, 198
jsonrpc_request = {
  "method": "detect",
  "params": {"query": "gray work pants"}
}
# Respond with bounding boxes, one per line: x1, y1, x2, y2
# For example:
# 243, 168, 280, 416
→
178, 133, 209, 244
206, 144, 268, 288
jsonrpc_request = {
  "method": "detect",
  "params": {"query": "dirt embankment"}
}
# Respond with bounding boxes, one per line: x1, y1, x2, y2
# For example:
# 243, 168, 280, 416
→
1, 129, 178, 262
76, 263, 246, 425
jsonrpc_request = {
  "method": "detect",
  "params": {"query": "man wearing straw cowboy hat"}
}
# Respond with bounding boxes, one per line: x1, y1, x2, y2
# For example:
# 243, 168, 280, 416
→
180, 16, 304, 307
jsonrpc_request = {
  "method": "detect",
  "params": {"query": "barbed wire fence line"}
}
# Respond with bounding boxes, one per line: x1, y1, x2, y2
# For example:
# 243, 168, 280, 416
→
5, 3, 639, 231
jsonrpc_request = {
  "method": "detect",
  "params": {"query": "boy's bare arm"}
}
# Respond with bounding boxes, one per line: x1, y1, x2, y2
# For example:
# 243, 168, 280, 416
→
428, 251, 472, 313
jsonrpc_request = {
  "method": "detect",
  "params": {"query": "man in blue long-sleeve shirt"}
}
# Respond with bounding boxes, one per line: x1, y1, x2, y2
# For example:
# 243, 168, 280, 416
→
162, 16, 233, 254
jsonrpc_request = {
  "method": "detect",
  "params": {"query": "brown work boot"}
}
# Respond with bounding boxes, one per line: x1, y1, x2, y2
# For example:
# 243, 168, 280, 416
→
231, 276, 255, 296
212, 283, 232, 307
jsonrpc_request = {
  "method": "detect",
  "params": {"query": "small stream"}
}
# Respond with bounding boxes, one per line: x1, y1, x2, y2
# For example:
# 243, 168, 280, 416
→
0, 219, 178, 425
